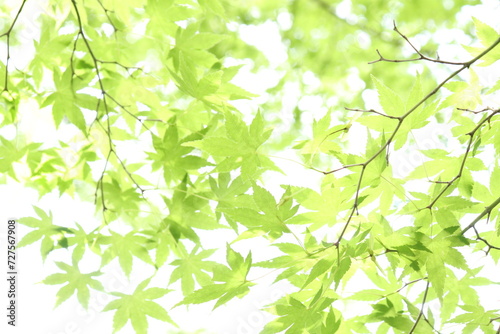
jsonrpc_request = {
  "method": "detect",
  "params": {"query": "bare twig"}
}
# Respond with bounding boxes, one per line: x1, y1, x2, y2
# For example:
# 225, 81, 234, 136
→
97, 60, 144, 75
71, 0, 150, 221
345, 107, 401, 120
314, 28, 500, 248
104, 92, 151, 132
457, 107, 493, 114
386, 277, 427, 298
426, 109, 500, 209
461, 195, 500, 235
472, 226, 500, 255
369, 22, 467, 65
409, 281, 430, 334
0, 0, 28, 93
96, 0, 118, 33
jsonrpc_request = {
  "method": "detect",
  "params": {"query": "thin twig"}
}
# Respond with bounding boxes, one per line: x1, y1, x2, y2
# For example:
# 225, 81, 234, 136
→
0, 0, 28, 93
426, 109, 500, 209
472, 226, 500, 255
104, 92, 151, 132
314, 28, 500, 248
369, 22, 467, 65
462, 195, 500, 235
71, 0, 150, 222
386, 277, 427, 297
96, 0, 118, 33
345, 107, 401, 120
409, 281, 430, 334
97, 60, 144, 74
457, 107, 493, 114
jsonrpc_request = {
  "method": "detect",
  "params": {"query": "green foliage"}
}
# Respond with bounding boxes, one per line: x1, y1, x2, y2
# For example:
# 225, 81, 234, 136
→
18, 206, 72, 261
3, 0, 500, 333
103, 277, 175, 333
176, 244, 254, 309
43, 261, 104, 309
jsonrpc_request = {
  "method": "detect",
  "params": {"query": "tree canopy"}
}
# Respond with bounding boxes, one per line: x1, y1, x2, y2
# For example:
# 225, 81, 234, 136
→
2, 0, 500, 333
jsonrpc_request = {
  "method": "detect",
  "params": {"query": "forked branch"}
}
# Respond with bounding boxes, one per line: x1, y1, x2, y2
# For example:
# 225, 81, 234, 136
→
369, 21, 467, 65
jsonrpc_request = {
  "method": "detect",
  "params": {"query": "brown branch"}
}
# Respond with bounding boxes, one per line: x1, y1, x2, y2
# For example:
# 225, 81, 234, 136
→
104, 92, 151, 132
71, 0, 150, 222
369, 22, 467, 66
345, 107, 401, 120
409, 281, 430, 334
457, 107, 494, 114
385, 277, 427, 298
0, 0, 27, 93
422, 313, 442, 334
426, 109, 500, 209
472, 226, 500, 255
313, 28, 500, 248
335, 165, 366, 243
97, 60, 144, 75
461, 195, 500, 235
113, 150, 146, 195
323, 162, 364, 174
72, 0, 113, 213
96, 0, 118, 33
360, 248, 398, 260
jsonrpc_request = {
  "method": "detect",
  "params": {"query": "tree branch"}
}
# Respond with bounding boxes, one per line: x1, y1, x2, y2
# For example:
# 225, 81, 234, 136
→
316, 26, 500, 248
426, 109, 500, 209
409, 281, 430, 334
369, 21, 469, 65
0, 0, 27, 93
472, 226, 500, 255
461, 195, 500, 235
345, 107, 401, 120
71, 0, 150, 220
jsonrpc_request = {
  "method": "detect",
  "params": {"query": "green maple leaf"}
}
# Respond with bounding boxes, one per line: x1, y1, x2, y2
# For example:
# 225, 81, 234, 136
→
148, 122, 211, 184
463, 18, 500, 67
287, 185, 342, 230
441, 70, 482, 110
184, 111, 278, 178
176, 245, 254, 309
449, 304, 498, 333
170, 25, 226, 70
18, 206, 73, 261
372, 75, 405, 117
209, 173, 251, 230
43, 261, 104, 309
102, 178, 142, 221
218, 184, 295, 239
296, 112, 345, 161
42, 67, 86, 132
0, 137, 38, 180
103, 277, 175, 334
66, 223, 100, 265
169, 244, 218, 296
261, 296, 329, 334
142, 224, 177, 268
100, 231, 154, 277
163, 178, 226, 235
145, 0, 195, 37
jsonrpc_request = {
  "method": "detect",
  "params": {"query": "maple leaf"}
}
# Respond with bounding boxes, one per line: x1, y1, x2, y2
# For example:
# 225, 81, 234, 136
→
103, 277, 175, 334
100, 231, 154, 277
43, 261, 104, 309
175, 244, 254, 309
169, 244, 218, 296
18, 206, 73, 261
